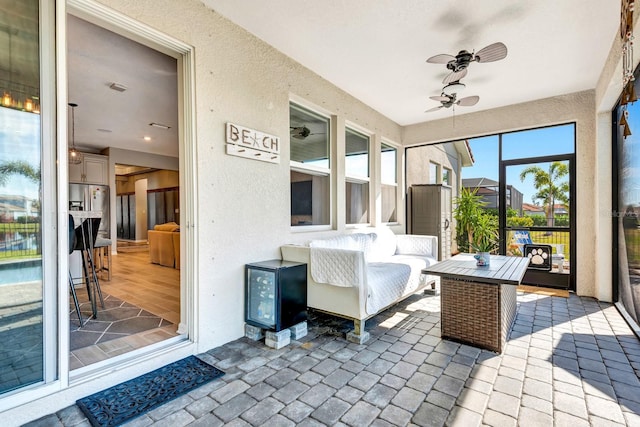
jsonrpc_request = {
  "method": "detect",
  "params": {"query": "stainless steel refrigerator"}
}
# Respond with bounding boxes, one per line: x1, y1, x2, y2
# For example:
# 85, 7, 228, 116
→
69, 183, 110, 238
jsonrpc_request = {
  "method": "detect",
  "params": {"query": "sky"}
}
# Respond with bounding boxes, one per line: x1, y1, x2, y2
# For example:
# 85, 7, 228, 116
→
0, 108, 41, 201
462, 124, 574, 206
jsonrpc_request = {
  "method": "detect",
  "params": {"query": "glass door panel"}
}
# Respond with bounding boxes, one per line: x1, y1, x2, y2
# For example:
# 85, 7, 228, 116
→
0, 0, 44, 394
503, 159, 573, 289
615, 98, 640, 325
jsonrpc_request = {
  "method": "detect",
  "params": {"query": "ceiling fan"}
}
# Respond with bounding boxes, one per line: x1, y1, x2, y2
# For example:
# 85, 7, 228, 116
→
290, 125, 325, 140
425, 93, 479, 113
426, 42, 507, 84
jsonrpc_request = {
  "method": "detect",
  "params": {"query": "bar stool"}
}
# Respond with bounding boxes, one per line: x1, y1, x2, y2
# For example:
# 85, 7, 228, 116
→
69, 214, 84, 327
94, 238, 112, 281
73, 217, 105, 319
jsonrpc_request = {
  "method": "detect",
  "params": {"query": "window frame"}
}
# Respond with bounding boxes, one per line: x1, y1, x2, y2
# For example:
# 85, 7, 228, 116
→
429, 161, 440, 184
442, 167, 452, 186
289, 102, 332, 230
345, 126, 371, 226
381, 141, 398, 224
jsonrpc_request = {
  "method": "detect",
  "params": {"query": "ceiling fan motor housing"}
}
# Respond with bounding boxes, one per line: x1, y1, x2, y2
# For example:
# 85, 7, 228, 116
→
447, 50, 474, 72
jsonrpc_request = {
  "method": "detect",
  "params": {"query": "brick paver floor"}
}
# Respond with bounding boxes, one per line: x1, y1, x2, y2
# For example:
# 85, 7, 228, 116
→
26, 291, 640, 426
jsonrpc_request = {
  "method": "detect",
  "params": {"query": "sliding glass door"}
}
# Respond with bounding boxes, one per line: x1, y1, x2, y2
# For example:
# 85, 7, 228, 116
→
0, 0, 48, 395
614, 75, 640, 327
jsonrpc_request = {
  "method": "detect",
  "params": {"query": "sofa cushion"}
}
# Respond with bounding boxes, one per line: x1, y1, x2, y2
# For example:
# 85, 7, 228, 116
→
310, 233, 375, 253
395, 235, 435, 257
365, 228, 397, 262
366, 262, 411, 315
388, 254, 436, 291
154, 222, 180, 232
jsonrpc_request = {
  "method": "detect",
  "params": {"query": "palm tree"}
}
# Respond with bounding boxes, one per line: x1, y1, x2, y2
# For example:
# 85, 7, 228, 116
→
0, 160, 42, 253
0, 160, 40, 185
519, 161, 569, 227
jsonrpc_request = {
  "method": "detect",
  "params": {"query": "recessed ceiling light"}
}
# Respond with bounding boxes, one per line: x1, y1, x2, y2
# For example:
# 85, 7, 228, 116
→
149, 122, 171, 130
109, 82, 127, 92
144, 136, 151, 141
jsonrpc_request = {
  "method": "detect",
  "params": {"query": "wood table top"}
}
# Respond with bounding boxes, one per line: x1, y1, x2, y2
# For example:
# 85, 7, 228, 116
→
422, 253, 531, 285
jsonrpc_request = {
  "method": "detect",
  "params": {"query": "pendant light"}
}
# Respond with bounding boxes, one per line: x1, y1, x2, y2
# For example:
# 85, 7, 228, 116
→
68, 103, 82, 164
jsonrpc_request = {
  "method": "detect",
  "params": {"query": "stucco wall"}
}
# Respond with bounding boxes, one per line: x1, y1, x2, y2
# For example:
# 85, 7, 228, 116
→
94, 0, 402, 350
403, 91, 599, 298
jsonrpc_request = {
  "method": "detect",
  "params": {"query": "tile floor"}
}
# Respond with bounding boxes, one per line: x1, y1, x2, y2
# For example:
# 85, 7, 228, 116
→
26, 290, 640, 426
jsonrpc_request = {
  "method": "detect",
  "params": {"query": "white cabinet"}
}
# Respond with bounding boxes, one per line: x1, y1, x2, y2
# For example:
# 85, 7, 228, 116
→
69, 153, 108, 184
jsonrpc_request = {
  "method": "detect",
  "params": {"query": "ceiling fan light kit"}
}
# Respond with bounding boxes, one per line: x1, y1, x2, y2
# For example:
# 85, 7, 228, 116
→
442, 82, 465, 95
425, 41, 507, 114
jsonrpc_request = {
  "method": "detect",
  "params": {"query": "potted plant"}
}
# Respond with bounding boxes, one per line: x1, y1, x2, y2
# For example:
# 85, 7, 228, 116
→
453, 188, 499, 265
470, 213, 499, 266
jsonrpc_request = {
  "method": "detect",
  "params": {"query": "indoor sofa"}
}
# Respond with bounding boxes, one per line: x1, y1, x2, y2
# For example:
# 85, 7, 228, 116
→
281, 228, 438, 343
148, 222, 180, 269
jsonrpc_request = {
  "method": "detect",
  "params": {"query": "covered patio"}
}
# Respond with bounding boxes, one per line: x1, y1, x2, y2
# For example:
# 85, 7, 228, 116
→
30, 289, 640, 426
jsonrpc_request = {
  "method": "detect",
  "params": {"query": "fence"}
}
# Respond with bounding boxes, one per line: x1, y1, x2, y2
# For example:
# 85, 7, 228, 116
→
0, 222, 41, 260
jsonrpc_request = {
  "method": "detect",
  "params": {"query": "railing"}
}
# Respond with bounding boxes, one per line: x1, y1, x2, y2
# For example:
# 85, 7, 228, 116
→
0, 222, 41, 260
505, 228, 571, 274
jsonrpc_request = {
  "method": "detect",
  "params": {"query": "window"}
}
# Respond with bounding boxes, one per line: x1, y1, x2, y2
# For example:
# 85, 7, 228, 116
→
289, 103, 330, 226
429, 162, 440, 184
345, 128, 369, 224
442, 167, 451, 186
381, 143, 397, 223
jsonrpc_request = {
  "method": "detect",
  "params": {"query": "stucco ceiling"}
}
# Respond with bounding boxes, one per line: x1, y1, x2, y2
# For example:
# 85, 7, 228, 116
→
203, 0, 620, 126
67, 15, 179, 157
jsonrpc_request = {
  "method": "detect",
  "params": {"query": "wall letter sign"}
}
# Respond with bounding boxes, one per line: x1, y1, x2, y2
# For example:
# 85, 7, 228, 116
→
225, 122, 280, 164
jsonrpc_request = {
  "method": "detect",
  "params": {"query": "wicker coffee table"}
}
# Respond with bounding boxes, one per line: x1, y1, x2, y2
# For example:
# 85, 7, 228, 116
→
422, 253, 530, 353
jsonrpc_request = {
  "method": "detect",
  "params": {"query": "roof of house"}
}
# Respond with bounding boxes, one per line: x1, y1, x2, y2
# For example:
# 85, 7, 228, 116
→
523, 203, 544, 212
462, 177, 499, 188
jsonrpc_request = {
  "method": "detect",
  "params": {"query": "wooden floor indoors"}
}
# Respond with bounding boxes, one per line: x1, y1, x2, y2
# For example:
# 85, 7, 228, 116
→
69, 248, 180, 369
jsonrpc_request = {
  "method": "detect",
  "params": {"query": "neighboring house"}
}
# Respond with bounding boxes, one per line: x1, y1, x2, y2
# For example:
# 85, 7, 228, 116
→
405, 139, 474, 256
522, 203, 568, 217
0, 194, 34, 220
554, 204, 569, 215
523, 202, 545, 216
462, 178, 523, 215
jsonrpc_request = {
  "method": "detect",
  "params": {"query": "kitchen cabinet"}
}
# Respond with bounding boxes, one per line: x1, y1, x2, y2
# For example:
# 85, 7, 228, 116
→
69, 153, 108, 185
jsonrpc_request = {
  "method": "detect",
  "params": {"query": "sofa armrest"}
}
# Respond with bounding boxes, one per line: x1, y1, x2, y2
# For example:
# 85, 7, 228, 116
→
395, 234, 438, 259
309, 247, 366, 288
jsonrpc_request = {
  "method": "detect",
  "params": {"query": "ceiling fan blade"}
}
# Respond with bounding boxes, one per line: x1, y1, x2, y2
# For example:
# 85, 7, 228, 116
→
457, 95, 479, 106
475, 42, 507, 63
442, 68, 467, 84
425, 105, 444, 113
426, 53, 455, 64
429, 95, 450, 102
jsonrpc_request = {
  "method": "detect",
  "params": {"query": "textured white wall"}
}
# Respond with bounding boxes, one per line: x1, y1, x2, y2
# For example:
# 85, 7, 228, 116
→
95, 0, 402, 350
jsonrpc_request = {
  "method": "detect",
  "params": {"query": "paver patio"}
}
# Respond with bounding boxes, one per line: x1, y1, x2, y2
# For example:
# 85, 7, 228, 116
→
26, 290, 640, 426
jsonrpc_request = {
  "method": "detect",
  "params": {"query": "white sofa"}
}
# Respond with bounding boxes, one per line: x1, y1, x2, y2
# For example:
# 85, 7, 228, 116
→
281, 228, 439, 343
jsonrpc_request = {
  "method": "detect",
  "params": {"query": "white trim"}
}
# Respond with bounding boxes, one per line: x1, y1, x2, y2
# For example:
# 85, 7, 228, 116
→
290, 224, 333, 233
67, 0, 198, 344
289, 94, 335, 119
41, 0, 59, 387
0, 3, 199, 419
290, 161, 330, 176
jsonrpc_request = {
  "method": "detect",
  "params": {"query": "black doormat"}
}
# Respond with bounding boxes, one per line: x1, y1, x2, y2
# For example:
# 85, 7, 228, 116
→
76, 356, 224, 427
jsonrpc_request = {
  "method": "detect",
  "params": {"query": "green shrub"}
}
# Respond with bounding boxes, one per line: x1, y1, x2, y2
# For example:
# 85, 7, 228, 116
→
507, 216, 534, 227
